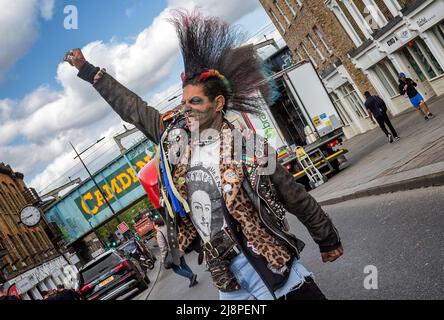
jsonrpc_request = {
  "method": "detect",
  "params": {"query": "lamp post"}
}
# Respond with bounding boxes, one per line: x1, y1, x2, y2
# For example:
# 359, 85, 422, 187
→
70, 138, 115, 248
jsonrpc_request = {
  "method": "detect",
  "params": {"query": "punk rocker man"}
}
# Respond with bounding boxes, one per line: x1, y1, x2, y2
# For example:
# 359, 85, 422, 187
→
64, 10, 343, 300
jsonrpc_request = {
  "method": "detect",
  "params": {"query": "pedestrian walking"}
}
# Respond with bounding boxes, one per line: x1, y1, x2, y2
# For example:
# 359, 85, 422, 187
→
398, 72, 433, 120
154, 217, 198, 288
364, 91, 400, 143
65, 9, 342, 300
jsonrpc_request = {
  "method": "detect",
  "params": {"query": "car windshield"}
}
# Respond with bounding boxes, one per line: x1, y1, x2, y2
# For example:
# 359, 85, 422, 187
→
119, 240, 137, 253
80, 252, 122, 284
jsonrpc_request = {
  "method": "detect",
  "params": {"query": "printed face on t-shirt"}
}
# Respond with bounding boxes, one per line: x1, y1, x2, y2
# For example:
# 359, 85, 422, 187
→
191, 190, 212, 238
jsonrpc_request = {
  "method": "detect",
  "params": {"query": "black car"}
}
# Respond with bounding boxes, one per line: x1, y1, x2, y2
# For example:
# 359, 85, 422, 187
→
78, 250, 150, 300
118, 238, 156, 270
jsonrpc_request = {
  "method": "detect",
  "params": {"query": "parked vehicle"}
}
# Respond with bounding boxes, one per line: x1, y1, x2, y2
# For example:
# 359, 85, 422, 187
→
118, 238, 156, 271
228, 56, 349, 189
78, 249, 150, 300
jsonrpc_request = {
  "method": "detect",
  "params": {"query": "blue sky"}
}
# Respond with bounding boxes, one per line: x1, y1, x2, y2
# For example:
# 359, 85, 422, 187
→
1, 0, 168, 99
0, 0, 280, 193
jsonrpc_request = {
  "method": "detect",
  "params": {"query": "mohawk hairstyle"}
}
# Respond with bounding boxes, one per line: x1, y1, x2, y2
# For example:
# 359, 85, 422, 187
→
169, 9, 274, 114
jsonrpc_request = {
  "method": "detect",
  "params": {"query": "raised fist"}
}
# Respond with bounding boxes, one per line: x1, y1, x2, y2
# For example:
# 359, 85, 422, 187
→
63, 48, 86, 70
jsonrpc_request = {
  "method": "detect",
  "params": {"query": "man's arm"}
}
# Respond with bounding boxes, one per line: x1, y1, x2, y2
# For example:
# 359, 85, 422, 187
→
64, 49, 162, 144
364, 100, 375, 123
408, 78, 417, 87
92, 71, 162, 144
270, 164, 343, 262
399, 83, 406, 95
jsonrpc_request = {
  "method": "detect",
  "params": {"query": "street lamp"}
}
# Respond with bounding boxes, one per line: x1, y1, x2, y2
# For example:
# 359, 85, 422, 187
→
70, 138, 115, 248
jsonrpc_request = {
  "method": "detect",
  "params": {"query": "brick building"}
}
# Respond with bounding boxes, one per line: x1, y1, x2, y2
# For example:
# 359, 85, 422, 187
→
259, 0, 444, 138
0, 163, 72, 300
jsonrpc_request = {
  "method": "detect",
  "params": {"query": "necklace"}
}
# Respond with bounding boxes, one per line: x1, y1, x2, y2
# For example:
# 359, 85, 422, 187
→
192, 134, 221, 147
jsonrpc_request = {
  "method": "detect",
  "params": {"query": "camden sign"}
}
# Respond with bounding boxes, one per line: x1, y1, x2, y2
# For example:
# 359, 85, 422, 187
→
45, 139, 156, 244
74, 152, 151, 219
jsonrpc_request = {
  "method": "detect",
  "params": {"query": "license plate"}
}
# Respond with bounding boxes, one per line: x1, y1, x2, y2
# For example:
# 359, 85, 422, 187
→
99, 276, 114, 287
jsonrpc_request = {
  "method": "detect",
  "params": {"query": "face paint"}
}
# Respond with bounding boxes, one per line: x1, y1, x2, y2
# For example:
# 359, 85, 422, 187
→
182, 85, 220, 132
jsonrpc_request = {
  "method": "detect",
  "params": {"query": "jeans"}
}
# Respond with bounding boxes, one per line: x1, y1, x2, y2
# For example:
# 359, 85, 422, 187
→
172, 256, 194, 280
375, 112, 398, 138
278, 277, 327, 300
219, 252, 313, 300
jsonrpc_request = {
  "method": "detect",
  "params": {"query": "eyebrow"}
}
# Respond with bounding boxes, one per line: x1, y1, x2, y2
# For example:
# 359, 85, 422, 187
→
181, 96, 204, 104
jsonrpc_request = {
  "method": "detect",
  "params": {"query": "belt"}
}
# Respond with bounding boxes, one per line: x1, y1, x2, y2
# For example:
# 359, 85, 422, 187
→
203, 228, 241, 262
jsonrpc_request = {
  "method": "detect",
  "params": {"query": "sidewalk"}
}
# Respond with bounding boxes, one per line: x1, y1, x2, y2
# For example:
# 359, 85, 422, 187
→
310, 94, 444, 206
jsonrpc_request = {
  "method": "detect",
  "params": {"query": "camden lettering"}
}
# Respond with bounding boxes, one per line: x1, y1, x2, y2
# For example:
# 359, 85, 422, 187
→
74, 153, 151, 218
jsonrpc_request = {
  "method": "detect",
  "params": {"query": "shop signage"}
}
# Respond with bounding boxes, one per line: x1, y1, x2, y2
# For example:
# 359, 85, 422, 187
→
384, 27, 413, 52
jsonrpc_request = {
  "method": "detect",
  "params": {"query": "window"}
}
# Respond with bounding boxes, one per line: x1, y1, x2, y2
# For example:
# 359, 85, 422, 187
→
8, 235, 22, 262
307, 34, 325, 61
338, 83, 368, 118
9, 184, 25, 207
362, 0, 388, 29
405, 38, 444, 80
31, 232, 44, 252
300, 42, 318, 68
327, 0, 364, 47
24, 233, 37, 255
294, 49, 304, 61
274, 1, 291, 26
372, 58, 400, 97
8, 185, 23, 213
0, 191, 7, 213
2, 183, 17, 213
18, 234, 32, 263
284, 0, 296, 16
381, 0, 402, 18
329, 92, 352, 126
313, 26, 332, 54
270, 9, 285, 33
341, 0, 373, 38
432, 21, 444, 49
39, 231, 50, 248
373, 0, 395, 21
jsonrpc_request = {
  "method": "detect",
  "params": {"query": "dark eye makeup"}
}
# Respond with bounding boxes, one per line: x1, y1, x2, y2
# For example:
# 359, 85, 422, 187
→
189, 97, 205, 105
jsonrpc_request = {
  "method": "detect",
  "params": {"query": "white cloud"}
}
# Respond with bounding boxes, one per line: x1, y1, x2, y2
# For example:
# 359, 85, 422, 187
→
39, 0, 55, 20
2, 0, 270, 193
0, 0, 39, 82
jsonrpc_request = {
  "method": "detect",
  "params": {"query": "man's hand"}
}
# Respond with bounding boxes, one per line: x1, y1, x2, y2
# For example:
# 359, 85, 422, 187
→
63, 48, 86, 70
404, 84, 408, 91
321, 245, 343, 263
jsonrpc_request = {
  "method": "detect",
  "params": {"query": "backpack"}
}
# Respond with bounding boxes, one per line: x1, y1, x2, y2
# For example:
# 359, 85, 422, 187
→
375, 96, 387, 112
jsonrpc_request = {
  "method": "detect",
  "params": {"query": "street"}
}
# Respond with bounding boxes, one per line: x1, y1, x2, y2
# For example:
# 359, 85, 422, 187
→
134, 185, 444, 300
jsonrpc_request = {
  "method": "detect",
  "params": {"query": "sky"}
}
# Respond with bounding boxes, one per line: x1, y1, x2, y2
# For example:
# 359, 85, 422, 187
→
0, 0, 283, 195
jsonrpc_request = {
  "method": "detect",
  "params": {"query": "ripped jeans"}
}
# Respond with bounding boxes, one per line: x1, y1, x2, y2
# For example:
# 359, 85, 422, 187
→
219, 252, 320, 300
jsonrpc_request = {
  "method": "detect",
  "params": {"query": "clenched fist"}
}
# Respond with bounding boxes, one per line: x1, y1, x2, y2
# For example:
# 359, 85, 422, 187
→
321, 244, 344, 263
63, 48, 86, 70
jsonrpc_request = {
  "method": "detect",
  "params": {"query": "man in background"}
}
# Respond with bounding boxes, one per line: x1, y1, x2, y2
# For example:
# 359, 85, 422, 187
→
399, 73, 433, 121
364, 91, 400, 144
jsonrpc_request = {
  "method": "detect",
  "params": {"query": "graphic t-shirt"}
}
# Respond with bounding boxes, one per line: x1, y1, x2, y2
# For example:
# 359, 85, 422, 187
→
186, 140, 226, 243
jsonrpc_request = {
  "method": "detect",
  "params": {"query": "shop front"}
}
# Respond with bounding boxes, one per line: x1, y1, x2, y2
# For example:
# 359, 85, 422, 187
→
322, 63, 376, 139
4, 256, 78, 300
351, 0, 444, 115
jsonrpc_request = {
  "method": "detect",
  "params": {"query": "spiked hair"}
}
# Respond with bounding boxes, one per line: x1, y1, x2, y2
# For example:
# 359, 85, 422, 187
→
169, 9, 273, 114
